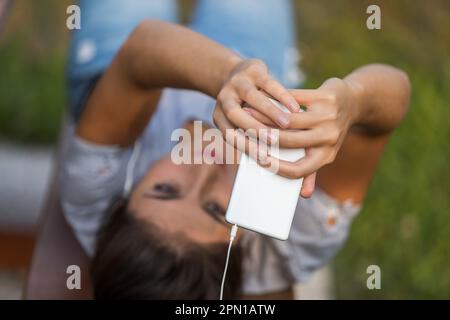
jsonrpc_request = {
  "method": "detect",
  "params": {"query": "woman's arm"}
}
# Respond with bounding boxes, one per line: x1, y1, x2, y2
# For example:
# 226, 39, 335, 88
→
343, 63, 411, 134
312, 64, 411, 202
76, 20, 298, 147
76, 20, 239, 146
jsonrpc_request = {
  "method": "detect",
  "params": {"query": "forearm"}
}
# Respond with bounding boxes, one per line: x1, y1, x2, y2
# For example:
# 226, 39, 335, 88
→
76, 20, 242, 146
345, 63, 411, 134
120, 20, 242, 97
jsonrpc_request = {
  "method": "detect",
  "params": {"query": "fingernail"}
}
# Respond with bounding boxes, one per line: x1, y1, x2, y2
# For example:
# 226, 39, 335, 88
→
268, 130, 278, 144
288, 98, 300, 112
242, 107, 252, 115
276, 114, 290, 128
261, 131, 278, 144
258, 149, 268, 163
261, 131, 270, 144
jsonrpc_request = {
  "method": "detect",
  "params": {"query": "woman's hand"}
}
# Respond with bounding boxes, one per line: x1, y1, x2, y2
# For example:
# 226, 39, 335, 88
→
241, 77, 363, 197
213, 59, 300, 146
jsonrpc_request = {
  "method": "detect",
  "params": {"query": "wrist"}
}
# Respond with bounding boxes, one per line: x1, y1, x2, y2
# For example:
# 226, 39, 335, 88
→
344, 77, 365, 125
216, 53, 243, 94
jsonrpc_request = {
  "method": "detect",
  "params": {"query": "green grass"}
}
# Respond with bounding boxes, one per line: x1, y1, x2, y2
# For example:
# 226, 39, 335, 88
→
0, 37, 65, 143
0, 0, 70, 144
0, 0, 449, 298
294, 0, 450, 299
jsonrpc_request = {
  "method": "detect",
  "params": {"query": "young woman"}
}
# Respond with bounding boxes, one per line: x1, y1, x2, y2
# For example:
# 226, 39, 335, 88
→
62, 0, 410, 299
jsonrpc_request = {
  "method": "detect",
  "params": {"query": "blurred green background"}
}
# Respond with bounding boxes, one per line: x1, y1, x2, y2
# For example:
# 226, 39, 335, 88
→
0, 0, 449, 298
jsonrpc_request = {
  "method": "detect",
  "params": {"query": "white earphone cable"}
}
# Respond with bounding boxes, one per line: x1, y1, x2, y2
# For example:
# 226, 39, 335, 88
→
219, 224, 238, 300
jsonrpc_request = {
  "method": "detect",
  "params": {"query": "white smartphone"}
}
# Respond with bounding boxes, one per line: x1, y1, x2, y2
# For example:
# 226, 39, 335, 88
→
225, 98, 305, 240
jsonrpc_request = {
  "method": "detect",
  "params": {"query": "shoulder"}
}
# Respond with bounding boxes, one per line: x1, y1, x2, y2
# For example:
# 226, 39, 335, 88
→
60, 127, 134, 256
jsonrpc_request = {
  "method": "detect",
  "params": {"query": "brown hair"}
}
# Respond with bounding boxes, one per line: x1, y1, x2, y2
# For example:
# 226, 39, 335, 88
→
91, 199, 242, 299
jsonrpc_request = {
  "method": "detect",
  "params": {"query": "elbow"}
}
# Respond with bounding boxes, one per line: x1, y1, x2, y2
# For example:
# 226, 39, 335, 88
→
380, 64, 412, 126
120, 19, 156, 61
374, 63, 412, 118
126, 19, 170, 48
385, 68, 411, 133
118, 19, 162, 88
397, 68, 412, 123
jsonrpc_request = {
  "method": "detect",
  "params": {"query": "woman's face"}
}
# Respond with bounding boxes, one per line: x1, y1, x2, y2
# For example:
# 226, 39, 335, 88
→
128, 122, 239, 244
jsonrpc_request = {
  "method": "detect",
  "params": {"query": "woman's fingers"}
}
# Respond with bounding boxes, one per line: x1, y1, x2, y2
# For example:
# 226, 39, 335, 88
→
300, 172, 317, 198
269, 149, 326, 179
224, 106, 333, 149
220, 96, 277, 144
213, 105, 269, 165
289, 89, 324, 105
287, 110, 328, 128
215, 105, 329, 182
258, 76, 300, 112
245, 105, 325, 130
279, 127, 337, 148
242, 106, 277, 127
234, 77, 292, 129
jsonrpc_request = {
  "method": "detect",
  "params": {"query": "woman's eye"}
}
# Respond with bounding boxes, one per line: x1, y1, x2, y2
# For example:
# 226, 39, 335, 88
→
204, 201, 226, 216
153, 183, 178, 195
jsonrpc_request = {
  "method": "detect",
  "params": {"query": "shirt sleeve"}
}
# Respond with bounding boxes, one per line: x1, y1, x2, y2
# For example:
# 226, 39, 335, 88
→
281, 188, 361, 283
66, 0, 178, 120
60, 134, 132, 256
241, 188, 361, 294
